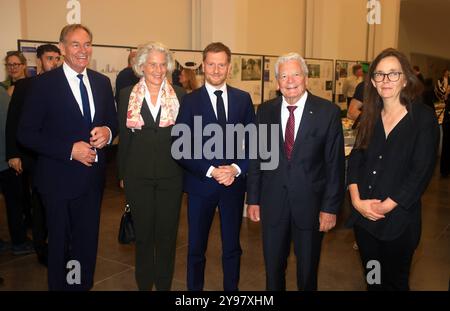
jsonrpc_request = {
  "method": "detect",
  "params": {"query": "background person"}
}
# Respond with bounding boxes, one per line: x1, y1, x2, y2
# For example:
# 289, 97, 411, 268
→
6, 44, 62, 265
2, 51, 27, 96
179, 68, 199, 94
115, 50, 139, 108
342, 64, 364, 110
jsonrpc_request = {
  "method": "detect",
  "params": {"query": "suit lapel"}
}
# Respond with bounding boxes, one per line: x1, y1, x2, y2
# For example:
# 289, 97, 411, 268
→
200, 86, 218, 123
58, 67, 85, 123
87, 70, 98, 124
271, 97, 286, 160
226, 85, 236, 124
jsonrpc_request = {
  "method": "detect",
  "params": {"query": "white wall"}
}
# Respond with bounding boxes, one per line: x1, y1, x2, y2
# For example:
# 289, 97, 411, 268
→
0, 0, 23, 81
19, 0, 192, 48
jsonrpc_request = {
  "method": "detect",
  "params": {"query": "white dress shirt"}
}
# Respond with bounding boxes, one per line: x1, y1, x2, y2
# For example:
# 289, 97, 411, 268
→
204, 82, 241, 178
63, 62, 112, 161
143, 81, 163, 122
281, 91, 308, 141
62, 62, 95, 121
204, 81, 229, 119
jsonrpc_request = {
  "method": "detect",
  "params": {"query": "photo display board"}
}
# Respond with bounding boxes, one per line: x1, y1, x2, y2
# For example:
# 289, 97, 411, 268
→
263, 56, 279, 102
228, 54, 263, 105
305, 58, 334, 101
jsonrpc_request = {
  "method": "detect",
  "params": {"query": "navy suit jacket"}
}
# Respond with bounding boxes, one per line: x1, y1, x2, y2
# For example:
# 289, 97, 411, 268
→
174, 84, 255, 197
17, 66, 118, 199
246, 93, 345, 229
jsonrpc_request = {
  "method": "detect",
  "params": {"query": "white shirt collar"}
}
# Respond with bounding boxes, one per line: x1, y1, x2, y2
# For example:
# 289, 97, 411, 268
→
205, 81, 227, 96
282, 91, 308, 109
62, 62, 87, 79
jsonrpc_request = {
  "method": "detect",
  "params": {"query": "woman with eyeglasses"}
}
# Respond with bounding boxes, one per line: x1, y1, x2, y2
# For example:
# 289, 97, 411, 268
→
2, 51, 27, 96
346, 48, 440, 290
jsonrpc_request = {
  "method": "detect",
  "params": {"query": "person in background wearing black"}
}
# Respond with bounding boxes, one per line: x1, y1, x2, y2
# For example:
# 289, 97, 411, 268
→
346, 48, 440, 290
6, 44, 62, 265
115, 50, 139, 109
2, 51, 27, 96
413, 65, 425, 85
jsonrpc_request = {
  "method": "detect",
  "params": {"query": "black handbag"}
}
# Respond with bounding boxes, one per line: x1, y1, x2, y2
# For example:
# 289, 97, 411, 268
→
118, 204, 136, 244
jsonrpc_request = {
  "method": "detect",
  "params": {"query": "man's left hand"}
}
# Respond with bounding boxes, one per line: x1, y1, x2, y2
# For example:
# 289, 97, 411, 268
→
319, 212, 337, 232
90, 126, 110, 149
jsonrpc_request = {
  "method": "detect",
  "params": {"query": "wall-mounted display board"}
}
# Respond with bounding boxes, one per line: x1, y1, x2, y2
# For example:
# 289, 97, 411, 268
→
262, 56, 280, 102
305, 58, 334, 101
227, 54, 263, 105
18, 40, 134, 93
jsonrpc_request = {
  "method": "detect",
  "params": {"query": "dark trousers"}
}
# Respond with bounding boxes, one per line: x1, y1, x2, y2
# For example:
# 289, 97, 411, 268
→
262, 210, 323, 291
354, 225, 416, 291
124, 175, 182, 291
187, 192, 244, 291
0, 168, 28, 245
31, 186, 47, 252
42, 189, 102, 291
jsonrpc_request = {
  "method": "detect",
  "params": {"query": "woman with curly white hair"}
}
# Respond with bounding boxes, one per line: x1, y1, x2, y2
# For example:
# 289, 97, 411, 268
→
117, 41, 185, 290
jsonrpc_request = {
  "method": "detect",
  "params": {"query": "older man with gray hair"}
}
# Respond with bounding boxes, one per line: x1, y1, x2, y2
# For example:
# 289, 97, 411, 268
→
246, 52, 345, 290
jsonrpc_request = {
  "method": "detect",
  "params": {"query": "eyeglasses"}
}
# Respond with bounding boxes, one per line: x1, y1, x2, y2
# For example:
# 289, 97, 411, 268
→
6, 63, 23, 68
372, 71, 403, 82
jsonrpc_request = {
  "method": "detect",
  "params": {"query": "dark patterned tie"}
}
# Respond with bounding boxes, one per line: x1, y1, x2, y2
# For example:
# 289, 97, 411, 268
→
77, 74, 92, 126
214, 90, 227, 129
284, 105, 297, 160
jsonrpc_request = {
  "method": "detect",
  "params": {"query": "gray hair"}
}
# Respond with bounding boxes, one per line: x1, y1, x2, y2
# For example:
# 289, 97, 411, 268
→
274, 52, 309, 78
132, 41, 174, 77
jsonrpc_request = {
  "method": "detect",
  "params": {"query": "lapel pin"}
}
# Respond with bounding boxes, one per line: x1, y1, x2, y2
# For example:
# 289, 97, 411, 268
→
309, 110, 313, 114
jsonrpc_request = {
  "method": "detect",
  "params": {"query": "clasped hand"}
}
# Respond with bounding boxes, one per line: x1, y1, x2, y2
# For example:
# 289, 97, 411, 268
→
71, 126, 110, 167
211, 165, 238, 186
354, 198, 396, 221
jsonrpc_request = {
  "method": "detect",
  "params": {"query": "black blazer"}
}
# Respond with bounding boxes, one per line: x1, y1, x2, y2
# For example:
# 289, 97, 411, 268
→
346, 101, 440, 242
5, 77, 36, 170
247, 93, 345, 229
17, 66, 118, 199
117, 84, 185, 181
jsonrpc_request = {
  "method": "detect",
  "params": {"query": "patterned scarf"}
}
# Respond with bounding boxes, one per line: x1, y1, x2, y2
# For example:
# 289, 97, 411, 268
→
126, 77, 179, 129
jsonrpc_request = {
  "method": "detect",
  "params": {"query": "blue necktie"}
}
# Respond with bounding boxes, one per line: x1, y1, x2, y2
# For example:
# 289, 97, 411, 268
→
77, 74, 92, 126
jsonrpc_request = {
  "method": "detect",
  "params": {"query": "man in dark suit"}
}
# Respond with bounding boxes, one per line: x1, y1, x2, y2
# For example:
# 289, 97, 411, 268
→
174, 42, 255, 291
17, 24, 117, 291
6, 44, 62, 265
114, 50, 138, 107
246, 52, 345, 291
